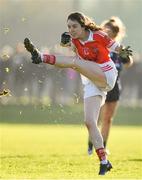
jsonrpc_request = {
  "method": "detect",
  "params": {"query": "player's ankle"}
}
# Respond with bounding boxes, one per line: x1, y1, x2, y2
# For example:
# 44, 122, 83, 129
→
96, 148, 107, 161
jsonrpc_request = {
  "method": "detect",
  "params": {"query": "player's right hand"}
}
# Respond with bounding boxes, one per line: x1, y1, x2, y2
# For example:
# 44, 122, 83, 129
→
24, 38, 42, 64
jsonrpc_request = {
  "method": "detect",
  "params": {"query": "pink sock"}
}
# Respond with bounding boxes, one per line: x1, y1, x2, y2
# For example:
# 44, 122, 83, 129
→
96, 148, 107, 161
42, 54, 56, 65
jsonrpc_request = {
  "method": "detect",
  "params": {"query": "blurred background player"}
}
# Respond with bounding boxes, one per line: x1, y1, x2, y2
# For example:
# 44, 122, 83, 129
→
24, 12, 132, 175
87, 16, 133, 155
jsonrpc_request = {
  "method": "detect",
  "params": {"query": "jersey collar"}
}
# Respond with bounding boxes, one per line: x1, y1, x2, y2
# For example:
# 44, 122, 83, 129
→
79, 30, 94, 44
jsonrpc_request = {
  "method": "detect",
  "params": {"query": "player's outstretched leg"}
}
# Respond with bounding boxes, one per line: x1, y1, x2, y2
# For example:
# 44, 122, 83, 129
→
24, 38, 117, 90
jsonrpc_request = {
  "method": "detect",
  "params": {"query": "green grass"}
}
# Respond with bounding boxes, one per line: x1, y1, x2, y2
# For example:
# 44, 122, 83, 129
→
0, 104, 142, 125
0, 124, 142, 179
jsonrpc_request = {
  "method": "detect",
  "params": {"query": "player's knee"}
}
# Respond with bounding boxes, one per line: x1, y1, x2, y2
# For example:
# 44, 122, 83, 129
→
85, 118, 97, 130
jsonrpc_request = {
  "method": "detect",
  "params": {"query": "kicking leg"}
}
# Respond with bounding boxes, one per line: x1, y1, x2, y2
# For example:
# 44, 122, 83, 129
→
24, 38, 107, 89
52, 55, 107, 89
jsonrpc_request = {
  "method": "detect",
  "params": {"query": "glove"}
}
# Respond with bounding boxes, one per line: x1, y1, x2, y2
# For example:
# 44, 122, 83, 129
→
24, 38, 42, 64
60, 32, 71, 47
119, 46, 133, 59
120, 55, 131, 64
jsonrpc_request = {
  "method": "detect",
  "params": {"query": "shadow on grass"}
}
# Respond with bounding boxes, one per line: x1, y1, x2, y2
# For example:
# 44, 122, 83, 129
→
128, 158, 142, 162
0, 155, 36, 159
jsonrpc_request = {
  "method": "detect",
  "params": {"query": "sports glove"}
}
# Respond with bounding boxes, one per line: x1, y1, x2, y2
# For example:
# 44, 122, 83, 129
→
120, 55, 131, 64
24, 38, 42, 64
60, 32, 71, 47
119, 46, 133, 63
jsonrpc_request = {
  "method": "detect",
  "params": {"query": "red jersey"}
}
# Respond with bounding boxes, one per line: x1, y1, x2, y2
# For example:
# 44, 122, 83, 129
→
72, 30, 115, 64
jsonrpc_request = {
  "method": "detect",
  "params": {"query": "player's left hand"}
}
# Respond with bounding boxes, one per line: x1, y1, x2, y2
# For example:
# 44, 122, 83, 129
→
119, 46, 133, 59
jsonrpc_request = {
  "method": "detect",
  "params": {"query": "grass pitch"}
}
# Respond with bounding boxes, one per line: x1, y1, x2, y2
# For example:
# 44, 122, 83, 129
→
0, 124, 142, 179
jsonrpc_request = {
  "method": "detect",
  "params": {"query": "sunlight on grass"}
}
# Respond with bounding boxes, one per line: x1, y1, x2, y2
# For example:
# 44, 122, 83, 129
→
0, 125, 142, 179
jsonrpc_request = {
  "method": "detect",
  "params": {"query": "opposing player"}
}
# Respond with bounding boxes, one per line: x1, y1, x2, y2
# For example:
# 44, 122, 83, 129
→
87, 17, 133, 155
24, 12, 132, 175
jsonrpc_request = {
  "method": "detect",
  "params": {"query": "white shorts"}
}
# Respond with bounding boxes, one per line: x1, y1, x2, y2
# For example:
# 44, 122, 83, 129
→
99, 60, 118, 91
82, 81, 107, 106
81, 60, 118, 106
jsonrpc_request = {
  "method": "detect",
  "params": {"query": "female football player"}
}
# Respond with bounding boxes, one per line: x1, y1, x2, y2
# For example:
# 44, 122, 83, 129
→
87, 16, 133, 155
24, 12, 132, 175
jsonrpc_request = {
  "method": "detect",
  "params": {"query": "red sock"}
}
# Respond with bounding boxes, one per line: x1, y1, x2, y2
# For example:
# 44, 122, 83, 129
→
42, 54, 56, 65
96, 148, 107, 161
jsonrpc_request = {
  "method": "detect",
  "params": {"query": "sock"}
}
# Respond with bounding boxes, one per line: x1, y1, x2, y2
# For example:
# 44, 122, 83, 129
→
96, 148, 107, 161
42, 54, 56, 65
